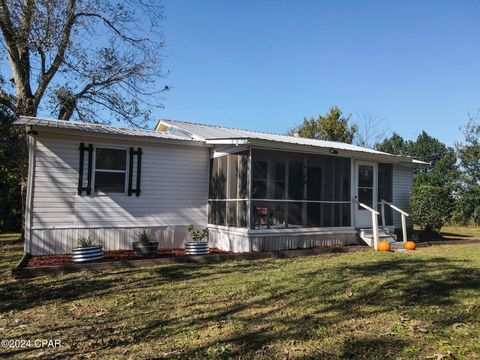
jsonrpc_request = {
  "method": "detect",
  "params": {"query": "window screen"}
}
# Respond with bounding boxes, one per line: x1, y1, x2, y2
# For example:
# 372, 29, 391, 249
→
251, 150, 352, 229
208, 151, 249, 228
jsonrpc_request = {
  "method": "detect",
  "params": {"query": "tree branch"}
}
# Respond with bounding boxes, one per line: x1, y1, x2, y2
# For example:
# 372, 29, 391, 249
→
0, 0, 20, 64
75, 12, 146, 43
34, 0, 77, 108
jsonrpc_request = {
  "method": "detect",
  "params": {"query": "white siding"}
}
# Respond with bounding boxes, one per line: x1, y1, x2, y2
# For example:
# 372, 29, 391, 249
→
30, 134, 210, 254
392, 165, 413, 229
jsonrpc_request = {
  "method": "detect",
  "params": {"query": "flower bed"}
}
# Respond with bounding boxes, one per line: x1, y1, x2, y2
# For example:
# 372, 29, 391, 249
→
26, 248, 230, 267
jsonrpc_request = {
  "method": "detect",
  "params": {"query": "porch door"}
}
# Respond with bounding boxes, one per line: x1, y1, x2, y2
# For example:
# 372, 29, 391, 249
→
354, 161, 377, 228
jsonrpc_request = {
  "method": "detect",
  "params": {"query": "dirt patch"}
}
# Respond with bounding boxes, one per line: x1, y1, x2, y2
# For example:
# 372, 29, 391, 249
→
26, 248, 230, 267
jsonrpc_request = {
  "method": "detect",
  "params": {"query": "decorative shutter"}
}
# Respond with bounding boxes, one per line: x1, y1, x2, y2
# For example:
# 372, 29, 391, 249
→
78, 143, 93, 195
128, 147, 142, 196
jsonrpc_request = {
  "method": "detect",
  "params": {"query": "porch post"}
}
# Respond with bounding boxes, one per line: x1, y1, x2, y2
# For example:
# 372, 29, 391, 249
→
247, 147, 252, 231
381, 200, 386, 230
246, 147, 253, 251
372, 212, 379, 251
401, 214, 407, 243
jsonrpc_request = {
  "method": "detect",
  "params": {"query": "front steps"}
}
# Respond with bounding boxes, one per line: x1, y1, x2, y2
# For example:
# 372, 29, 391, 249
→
358, 228, 398, 246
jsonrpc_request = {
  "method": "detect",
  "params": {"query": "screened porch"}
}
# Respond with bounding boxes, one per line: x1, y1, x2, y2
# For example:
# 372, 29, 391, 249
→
208, 148, 393, 232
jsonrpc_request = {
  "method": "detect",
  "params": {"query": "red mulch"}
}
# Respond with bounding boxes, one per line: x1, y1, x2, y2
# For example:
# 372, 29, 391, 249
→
26, 247, 230, 268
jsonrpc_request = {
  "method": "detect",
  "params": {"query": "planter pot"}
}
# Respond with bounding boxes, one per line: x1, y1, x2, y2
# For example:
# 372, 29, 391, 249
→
133, 241, 159, 257
185, 242, 209, 255
72, 245, 103, 262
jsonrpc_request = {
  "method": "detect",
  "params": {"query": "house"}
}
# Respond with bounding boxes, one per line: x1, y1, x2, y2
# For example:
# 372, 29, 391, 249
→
16, 116, 428, 255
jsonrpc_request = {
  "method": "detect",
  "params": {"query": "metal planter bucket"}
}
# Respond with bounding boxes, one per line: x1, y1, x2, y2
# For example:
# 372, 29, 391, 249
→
185, 242, 209, 255
72, 245, 103, 262
133, 241, 159, 257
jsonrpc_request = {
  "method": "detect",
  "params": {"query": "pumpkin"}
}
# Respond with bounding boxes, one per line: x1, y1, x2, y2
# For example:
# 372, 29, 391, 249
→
378, 241, 391, 252
404, 241, 416, 250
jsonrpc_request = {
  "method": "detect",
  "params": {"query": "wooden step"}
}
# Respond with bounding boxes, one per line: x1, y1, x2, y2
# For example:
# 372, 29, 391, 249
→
358, 228, 397, 246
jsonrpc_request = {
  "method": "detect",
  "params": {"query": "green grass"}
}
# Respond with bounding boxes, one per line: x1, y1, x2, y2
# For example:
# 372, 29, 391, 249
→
1, 234, 480, 359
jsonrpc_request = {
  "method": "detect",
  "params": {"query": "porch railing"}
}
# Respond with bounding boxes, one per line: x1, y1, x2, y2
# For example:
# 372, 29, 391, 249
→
380, 199, 410, 243
353, 198, 380, 250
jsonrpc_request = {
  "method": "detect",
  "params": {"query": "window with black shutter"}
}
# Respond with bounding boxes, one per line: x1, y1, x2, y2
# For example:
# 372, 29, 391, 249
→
78, 144, 142, 196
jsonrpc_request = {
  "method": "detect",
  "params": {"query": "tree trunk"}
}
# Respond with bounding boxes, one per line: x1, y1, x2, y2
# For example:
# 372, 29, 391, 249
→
16, 97, 38, 118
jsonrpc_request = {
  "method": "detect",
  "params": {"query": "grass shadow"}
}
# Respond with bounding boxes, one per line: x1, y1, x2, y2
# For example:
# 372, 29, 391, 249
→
342, 336, 410, 359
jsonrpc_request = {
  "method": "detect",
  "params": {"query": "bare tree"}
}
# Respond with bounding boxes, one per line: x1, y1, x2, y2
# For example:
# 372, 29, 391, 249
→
0, 0, 167, 126
354, 112, 389, 149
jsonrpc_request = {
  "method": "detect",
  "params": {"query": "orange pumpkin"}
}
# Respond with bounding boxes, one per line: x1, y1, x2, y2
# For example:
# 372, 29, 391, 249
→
378, 241, 391, 252
404, 241, 416, 250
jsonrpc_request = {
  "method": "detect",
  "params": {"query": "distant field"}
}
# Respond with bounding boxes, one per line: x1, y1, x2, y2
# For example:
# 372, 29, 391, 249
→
1, 233, 479, 359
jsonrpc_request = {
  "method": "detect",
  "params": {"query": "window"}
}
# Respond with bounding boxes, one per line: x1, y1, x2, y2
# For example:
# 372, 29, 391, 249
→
94, 148, 127, 193
357, 165, 374, 208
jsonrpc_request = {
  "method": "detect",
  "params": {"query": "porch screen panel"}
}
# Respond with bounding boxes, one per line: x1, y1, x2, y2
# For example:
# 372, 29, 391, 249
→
251, 150, 351, 230
215, 155, 227, 226
288, 156, 305, 200
218, 156, 227, 200
209, 158, 218, 199
208, 151, 249, 228
238, 154, 248, 199
226, 155, 239, 226
306, 155, 322, 227
274, 163, 286, 199
378, 163, 393, 226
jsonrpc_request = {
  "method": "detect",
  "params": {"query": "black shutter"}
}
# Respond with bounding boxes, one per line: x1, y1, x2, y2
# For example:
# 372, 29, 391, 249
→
128, 147, 142, 196
78, 143, 93, 195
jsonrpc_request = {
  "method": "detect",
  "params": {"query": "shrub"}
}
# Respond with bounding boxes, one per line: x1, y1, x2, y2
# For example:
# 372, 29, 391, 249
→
78, 235, 95, 248
411, 185, 453, 233
449, 185, 480, 226
187, 225, 209, 242
138, 229, 153, 244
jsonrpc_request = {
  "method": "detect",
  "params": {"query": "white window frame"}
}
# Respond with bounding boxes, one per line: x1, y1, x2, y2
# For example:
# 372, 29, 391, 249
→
92, 146, 129, 195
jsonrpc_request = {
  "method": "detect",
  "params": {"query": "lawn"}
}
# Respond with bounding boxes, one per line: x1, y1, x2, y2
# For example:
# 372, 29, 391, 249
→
440, 225, 480, 239
1, 234, 479, 359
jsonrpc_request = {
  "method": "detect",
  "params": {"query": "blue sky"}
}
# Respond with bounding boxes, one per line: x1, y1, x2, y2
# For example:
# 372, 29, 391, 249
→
155, 0, 480, 146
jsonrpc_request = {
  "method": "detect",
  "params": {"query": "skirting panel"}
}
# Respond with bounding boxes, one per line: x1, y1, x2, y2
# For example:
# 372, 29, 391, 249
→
30, 225, 198, 255
209, 227, 358, 253
208, 228, 251, 253
250, 232, 358, 252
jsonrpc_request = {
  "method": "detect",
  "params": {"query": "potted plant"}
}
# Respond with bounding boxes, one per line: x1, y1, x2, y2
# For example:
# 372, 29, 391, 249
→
133, 229, 159, 256
185, 225, 209, 255
72, 235, 103, 262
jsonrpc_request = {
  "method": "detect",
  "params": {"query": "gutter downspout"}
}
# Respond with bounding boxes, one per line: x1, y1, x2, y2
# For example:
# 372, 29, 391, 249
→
24, 133, 36, 255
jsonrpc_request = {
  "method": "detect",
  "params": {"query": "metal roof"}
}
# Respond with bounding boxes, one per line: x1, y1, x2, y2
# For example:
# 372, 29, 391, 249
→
15, 116, 429, 165
158, 119, 421, 160
16, 117, 196, 142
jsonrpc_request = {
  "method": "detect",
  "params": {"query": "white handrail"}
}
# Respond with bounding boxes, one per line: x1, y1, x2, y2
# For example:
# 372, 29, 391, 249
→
353, 198, 380, 250
381, 200, 409, 216
354, 199, 380, 215
380, 199, 410, 243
